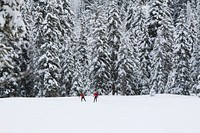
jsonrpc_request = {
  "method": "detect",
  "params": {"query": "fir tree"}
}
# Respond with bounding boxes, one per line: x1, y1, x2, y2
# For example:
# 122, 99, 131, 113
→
107, 0, 122, 95
189, 9, 200, 95
60, 43, 76, 96
58, 0, 76, 96
89, 3, 110, 95
0, 0, 26, 97
117, 38, 138, 95
150, 0, 174, 94
71, 17, 90, 96
132, 4, 151, 95
147, 0, 164, 39
170, 10, 191, 95
18, 0, 36, 97
33, 0, 61, 97
197, 0, 200, 46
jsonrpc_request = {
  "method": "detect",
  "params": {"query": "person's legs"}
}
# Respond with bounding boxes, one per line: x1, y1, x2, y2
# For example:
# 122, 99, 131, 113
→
93, 97, 95, 102
84, 97, 86, 102
81, 97, 86, 102
81, 97, 83, 102
94, 96, 97, 102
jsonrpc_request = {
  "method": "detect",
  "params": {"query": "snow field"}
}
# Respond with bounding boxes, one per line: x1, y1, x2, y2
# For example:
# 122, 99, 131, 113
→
0, 95, 200, 133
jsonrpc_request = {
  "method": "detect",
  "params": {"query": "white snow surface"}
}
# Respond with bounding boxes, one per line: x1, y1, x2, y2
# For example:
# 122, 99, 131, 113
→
0, 94, 200, 133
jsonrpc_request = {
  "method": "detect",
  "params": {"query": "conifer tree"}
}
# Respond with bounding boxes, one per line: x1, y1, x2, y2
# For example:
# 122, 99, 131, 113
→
170, 10, 191, 95
60, 42, 76, 96
58, 0, 76, 96
150, 0, 174, 94
147, 0, 163, 39
17, 0, 36, 97
131, 4, 151, 95
0, 0, 26, 97
117, 38, 138, 95
197, 0, 200, 46
33, 0, 61, 97
189, 7, 200, 95
89, 3, 110, 95
107, 0, 122, 95
117, 2, 141, 95
70, 16, 90, 95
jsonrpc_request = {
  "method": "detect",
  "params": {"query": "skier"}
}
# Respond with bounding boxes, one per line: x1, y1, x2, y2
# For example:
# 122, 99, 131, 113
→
93, 91, 98, 102
80, 92, 86, 102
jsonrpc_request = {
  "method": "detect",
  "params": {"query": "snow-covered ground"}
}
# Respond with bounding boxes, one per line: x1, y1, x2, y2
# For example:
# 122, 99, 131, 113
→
0, 94, 200, 133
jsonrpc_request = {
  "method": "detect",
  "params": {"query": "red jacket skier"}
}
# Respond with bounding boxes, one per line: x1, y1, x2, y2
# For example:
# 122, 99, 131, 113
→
80, 93, 86, 102
93, 91, 98, 102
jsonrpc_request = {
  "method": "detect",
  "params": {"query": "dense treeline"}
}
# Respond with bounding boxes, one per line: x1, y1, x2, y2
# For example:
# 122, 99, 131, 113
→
0, 0, 200, 97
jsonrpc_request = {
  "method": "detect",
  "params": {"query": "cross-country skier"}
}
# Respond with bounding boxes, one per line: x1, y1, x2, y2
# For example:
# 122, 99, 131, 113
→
80, 92, 86, 102
93, 91, 98, 102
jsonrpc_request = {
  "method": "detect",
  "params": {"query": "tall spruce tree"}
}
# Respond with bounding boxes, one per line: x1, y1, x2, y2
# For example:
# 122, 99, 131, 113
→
170, 10, 191, 95
131, 4, 152, 95
150, 0, 174, 94
33, 0, 61, 97
71, 16, 90, 96
18, 0, 35, 97
117, 2, 140, 95
60, 42, 76, 96
147, 0, 163, 39
189, 6, 200, 95
0, 0, 26, 97
89, 3, 110, 95
197, 0, 200, 48
58, 0, 76, 96
117, 38, 138, 95
107, 0, 122, 95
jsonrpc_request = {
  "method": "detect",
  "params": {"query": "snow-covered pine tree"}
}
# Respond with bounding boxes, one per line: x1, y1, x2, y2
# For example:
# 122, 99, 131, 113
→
186, 1, 198, 55
17, 0, 36, 97
116, 1, 140, 95
0, 0, 26, 38
151, 27, 173, 94
197, 0, 200, 48
0, 0, 26, 97
189, 6, 200, 95
89, 3, 110, 95
196, 75, 200, 96
82, 0, 94, 10
68, 0, 95, 96
0, 42, 13, 97
15, 37, 33, 97
107, 0, 122, 95
125, 1, 136, 32
33, 0, 61, 97
57, 0, 76, 96
131, 4, 151, 95
150, 0, 174, 94
71, 16, 90, 96
117, 38, 138, 95
60, 42, 76, 96
170, 10, 191, 95
147, 0, 164, 40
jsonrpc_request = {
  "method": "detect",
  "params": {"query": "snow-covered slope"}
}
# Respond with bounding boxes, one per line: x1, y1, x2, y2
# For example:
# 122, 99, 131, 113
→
0, 95, 200, 133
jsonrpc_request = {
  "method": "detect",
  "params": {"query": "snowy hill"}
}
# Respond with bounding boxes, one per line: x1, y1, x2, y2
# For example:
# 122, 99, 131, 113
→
1, 95, 200, 133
